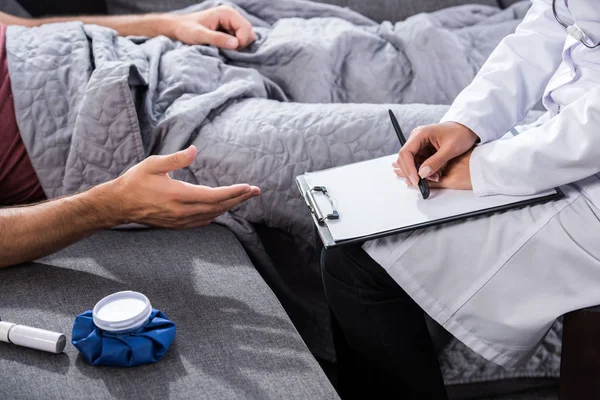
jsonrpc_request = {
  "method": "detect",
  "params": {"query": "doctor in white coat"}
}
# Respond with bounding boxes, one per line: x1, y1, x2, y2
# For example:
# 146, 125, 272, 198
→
321, 1, 600, 399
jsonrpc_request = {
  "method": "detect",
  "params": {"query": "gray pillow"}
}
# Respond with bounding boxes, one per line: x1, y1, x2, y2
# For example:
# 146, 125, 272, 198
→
107, 0, 501, 22
312, 0, 500, 22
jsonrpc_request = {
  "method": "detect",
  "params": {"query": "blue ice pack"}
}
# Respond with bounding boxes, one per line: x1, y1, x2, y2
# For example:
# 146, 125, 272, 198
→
72, 291, 176, 367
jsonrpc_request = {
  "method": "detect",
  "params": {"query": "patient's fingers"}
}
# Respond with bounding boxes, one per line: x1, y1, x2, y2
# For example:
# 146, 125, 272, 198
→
215, 6, 255, 48
193, 26, 239, 48
185, 190, 259, 216
169, 190, 258, 228
142, 146, 197, 174
177, 183, 260, 205
179, 219, 214, 229
216, 190, 260, 211
144, 185, 260, 229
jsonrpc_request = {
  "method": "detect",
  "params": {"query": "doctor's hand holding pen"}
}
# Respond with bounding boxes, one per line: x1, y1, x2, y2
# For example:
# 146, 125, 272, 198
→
392, 122, 479, 191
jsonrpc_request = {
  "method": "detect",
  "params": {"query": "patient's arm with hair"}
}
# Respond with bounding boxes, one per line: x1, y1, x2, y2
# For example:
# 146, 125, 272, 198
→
0, 5, 256, 49
0, 146, 260, 269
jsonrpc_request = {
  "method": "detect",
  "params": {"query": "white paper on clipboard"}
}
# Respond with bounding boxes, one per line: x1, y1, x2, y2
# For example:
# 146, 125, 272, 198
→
303, 154, 557, 242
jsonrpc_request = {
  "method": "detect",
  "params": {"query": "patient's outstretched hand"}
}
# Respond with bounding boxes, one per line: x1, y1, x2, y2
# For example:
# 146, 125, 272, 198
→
104, 145, 260, 229
166, 6, 256, 49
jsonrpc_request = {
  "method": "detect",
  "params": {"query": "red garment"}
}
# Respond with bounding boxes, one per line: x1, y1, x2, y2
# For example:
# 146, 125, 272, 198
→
0, 24, 45, 206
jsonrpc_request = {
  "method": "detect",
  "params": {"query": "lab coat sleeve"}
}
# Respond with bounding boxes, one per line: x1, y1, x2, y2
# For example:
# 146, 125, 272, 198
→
440, 0, 566, 143
470, 84, 600, 196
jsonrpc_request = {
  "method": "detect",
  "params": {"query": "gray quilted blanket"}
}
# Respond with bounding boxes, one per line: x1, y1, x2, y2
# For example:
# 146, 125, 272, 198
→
6, 0, 561, 386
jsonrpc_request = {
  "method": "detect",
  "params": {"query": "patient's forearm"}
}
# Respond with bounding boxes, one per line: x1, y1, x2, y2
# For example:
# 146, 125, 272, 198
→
0, 11, 176, 39
0, 184, 119, 268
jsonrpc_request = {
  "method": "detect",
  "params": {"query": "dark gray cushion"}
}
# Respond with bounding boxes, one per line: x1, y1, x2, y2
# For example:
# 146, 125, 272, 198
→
0, 0, 30, 17
107, 0, 501, 22
15, 0, 107, 17
498, 0, 524, 8
0, 226, 337, 400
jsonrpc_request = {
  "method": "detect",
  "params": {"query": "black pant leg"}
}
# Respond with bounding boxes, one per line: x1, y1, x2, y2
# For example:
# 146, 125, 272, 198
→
321, 245, 448, 400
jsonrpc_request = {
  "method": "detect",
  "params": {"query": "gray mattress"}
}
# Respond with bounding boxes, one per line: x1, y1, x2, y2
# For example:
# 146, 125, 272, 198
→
0, 227, 339, 399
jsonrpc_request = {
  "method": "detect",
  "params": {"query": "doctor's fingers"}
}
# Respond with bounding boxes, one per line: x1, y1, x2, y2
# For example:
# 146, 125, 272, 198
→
396, 124, 443, 184
392, 165, 441, 182
417, 147, 458, 179
393, 151, 435, 169
393, 169, 441, 182
396, 141, 423, 188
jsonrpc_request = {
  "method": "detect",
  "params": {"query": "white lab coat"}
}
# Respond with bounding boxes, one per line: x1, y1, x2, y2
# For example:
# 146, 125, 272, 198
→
444, 0, 600, 200
364, 0, 600, 367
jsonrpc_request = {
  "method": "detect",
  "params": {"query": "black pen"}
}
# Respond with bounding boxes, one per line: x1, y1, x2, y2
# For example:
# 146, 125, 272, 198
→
388, 109, 430, 200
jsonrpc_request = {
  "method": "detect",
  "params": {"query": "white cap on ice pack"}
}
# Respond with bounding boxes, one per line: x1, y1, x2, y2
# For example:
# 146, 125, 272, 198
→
92, 291, 152, 332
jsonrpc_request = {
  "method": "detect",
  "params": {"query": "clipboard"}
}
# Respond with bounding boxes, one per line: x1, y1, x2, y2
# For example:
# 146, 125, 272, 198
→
296, 155, 564, 249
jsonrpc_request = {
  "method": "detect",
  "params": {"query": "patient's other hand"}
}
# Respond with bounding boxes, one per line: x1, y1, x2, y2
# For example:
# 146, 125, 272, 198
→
104, 145, 260, 229
166, 6, 256, 49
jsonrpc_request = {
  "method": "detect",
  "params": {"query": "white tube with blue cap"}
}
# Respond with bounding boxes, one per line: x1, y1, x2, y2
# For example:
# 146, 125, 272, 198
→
0, 318, 66, 354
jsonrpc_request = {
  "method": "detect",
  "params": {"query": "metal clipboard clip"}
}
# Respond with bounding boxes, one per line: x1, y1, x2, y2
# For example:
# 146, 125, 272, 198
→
305, 186, 339, 225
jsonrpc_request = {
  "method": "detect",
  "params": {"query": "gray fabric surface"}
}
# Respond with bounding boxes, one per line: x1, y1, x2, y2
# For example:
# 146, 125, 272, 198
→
0, 226, 338, 400
439, 318, 562, 385
106, 0, 501, 22
5, 0, 532, 367
448, 379, 558, 399
6, 0, 531, 198
0, 0, 30, 17
307, 0, 500, 23
498, 0, 524, 8
481, 388, 558, 400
